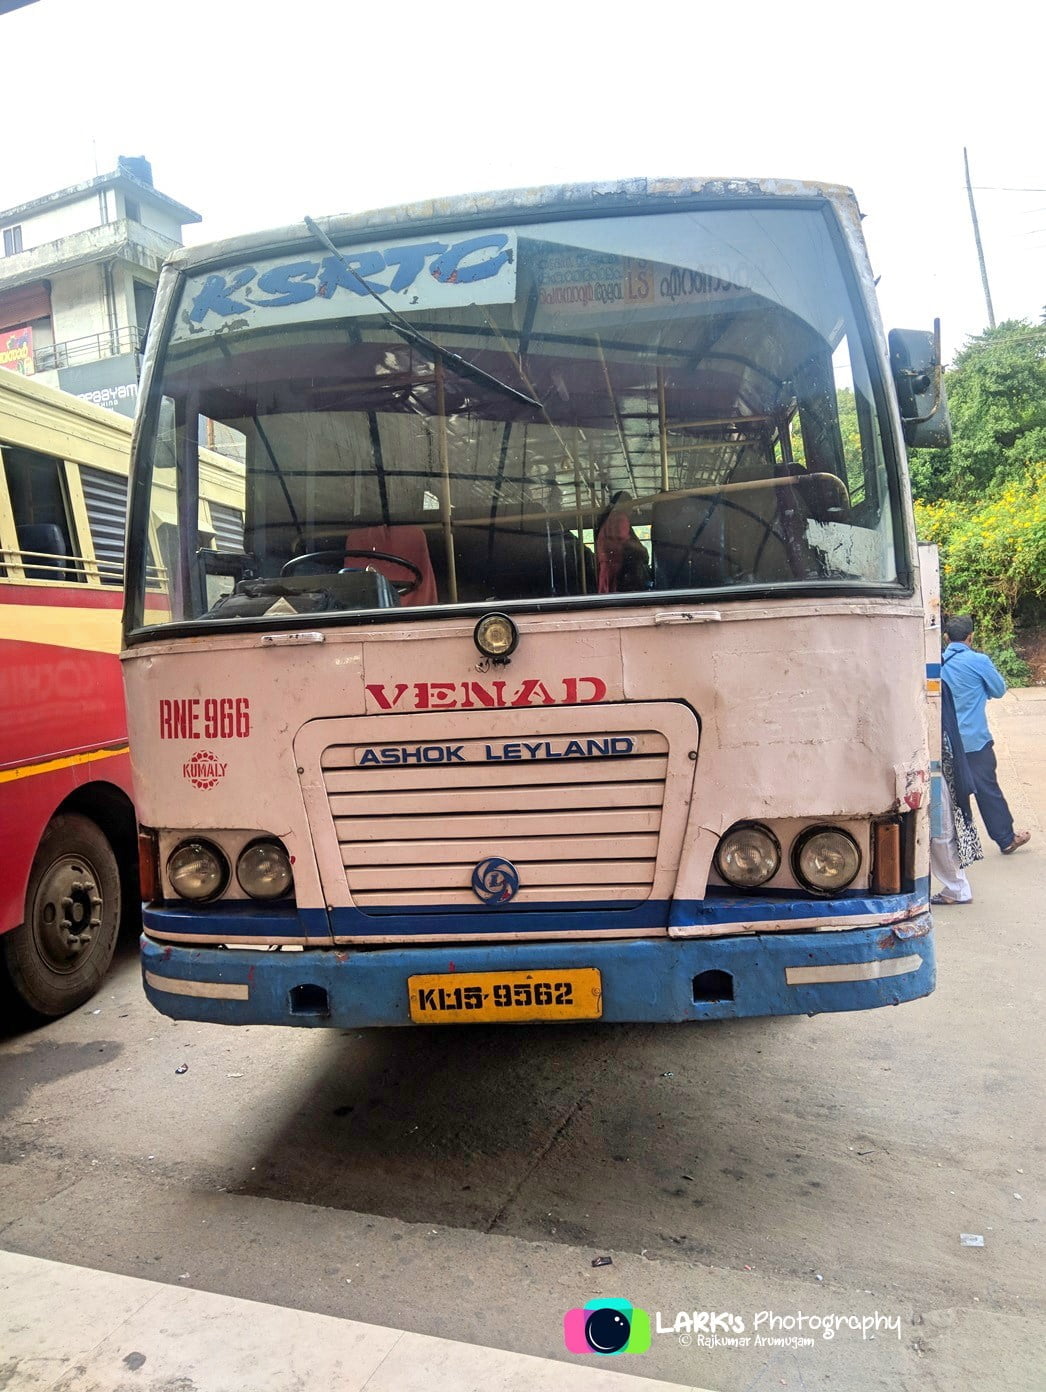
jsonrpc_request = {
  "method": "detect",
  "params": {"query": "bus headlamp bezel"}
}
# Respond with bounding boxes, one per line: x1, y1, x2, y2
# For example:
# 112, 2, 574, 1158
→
791, 825, 862, 895
473, 612, 519, 660
236, 839, 294, 900
167, 839, 229, 902
714, 822, 781, 889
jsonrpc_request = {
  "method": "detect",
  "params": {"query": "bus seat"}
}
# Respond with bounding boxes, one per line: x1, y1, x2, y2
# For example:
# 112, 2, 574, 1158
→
652, 495, 729, 588
17, 523, 70, 581
719, 470, 850, 581
653, 476, 823, 587
344, 524, 437, 606
449, 519, 593, 602
793, 470, 851, 523
722, 480, 796, 582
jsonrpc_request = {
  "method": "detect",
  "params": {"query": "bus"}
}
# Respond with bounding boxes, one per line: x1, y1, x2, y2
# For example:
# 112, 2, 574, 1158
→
123, 177, 950, 1031
0, 370, 139, 1017
0, 369, 246, 1019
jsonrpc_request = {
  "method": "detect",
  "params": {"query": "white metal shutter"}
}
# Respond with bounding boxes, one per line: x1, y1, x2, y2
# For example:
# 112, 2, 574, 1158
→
210, 501, 245, 553
80, 465, 127, 584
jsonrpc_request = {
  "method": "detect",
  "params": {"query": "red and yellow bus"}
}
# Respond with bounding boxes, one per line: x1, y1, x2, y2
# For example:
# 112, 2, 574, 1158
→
1, 369, 242, 1018
0, 371, 139, 1016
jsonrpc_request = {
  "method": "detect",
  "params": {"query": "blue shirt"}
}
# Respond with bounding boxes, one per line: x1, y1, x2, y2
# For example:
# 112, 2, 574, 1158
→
940, 642, 1006, 753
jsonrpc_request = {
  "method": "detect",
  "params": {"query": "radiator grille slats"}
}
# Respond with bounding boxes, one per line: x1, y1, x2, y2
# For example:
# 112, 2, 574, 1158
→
324, 755, 668, 792
321, 729, 668, 913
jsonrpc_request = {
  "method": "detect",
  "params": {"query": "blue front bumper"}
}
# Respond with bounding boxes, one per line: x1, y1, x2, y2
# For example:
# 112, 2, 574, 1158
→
141, 918, 934, 1028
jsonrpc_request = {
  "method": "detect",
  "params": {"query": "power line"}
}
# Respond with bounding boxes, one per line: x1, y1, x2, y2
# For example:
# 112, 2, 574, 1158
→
953, 327, 1046, 347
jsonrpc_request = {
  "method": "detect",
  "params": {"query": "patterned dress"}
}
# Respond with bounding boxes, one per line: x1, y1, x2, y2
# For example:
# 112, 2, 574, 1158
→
942, 728, 983, 868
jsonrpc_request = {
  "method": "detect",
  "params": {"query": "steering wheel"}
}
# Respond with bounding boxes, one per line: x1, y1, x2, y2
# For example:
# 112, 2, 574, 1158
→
281, 549, 423, 595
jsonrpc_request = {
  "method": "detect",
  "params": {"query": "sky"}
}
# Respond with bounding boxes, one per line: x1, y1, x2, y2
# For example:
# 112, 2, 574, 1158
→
2, 0, 1042, 364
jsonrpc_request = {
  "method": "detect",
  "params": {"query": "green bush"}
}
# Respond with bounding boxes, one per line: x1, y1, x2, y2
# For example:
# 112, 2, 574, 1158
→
909, 319, 1046, 504
915, 461, 1046, 683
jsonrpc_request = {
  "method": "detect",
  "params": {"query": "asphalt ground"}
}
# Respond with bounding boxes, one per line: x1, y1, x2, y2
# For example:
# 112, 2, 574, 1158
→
1, 689, 1043, 1391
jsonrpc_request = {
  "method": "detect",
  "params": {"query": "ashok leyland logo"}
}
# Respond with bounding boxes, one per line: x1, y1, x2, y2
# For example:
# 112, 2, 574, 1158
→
563, 1299, 651, 1355
471, 857, 519, 905
182, 750, 227, 790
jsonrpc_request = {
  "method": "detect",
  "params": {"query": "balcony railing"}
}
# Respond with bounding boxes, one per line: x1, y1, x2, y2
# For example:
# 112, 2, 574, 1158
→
34, 325, 145, 372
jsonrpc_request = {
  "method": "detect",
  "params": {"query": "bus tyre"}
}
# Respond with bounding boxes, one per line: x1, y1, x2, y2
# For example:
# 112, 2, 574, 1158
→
2, 814, 121, 1019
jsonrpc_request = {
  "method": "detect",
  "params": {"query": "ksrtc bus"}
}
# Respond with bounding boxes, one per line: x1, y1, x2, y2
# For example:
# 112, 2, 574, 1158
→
0, 368, 243, 1018
123, 177, 949, 1030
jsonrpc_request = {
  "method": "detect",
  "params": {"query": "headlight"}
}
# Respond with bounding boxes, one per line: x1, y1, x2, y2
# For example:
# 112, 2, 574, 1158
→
792, 826, 861, 894
714, 823, 781, 888
474, 612, 518, 659
168, 839, 228, 901
236, 840, 294, 900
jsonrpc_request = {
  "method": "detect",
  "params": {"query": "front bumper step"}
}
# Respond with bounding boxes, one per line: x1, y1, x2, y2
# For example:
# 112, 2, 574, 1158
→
141, 919, 934, 1028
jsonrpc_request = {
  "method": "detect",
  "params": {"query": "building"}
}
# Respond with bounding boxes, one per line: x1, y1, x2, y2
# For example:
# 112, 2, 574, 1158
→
0, 157, 200, 417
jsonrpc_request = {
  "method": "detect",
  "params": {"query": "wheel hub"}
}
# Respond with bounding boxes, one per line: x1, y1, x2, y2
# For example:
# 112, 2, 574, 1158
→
35, 862, 103, 970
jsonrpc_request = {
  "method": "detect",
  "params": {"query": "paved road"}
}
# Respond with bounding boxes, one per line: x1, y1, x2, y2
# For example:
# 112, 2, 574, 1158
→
2, 691, 1043, 1391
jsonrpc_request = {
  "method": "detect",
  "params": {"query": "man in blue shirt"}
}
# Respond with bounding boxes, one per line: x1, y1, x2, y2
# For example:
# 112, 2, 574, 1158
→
941, 615, 1030, 855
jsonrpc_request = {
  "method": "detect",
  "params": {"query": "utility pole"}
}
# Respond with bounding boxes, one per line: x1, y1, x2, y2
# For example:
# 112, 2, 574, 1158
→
964, 147, 996, 330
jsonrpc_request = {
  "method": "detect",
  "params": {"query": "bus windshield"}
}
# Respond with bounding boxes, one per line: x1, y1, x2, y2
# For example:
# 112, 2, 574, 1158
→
129, 205, 902, 632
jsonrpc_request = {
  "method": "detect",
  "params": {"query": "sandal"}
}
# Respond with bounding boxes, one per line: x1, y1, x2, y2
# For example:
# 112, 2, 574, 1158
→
931, 892, 971, 905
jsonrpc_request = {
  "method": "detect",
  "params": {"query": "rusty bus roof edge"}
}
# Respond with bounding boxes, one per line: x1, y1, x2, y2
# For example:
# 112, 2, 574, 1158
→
166, 176, 860, 272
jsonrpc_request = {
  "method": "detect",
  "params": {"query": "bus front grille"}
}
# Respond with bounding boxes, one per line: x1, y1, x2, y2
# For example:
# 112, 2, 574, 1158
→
321, 729, 669, 914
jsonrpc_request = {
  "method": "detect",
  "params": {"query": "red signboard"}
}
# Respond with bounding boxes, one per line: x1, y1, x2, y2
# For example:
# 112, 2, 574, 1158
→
0, 325, 33, 375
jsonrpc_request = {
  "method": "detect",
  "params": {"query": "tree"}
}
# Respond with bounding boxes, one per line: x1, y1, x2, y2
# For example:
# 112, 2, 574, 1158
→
908, 318, 1046, 503
915, 463, 1046, 680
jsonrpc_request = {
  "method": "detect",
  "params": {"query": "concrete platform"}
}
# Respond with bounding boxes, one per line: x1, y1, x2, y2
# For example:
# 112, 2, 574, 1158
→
0, 1248, 710, 1392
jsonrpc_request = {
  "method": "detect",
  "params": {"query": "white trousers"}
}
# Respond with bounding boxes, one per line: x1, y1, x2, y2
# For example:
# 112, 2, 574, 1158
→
930, 777, 973, 902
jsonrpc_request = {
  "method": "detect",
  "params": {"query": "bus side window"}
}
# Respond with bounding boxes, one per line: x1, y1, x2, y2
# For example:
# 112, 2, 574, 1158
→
2, 445, 82, 582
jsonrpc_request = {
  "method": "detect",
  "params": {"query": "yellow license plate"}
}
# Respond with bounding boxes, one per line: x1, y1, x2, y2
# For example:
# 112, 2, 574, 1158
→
407, 968, 602, 1024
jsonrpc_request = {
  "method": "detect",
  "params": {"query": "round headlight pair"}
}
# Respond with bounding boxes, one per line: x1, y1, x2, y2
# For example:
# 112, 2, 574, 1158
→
714, 823, 861, 894
167, 839, 293, 902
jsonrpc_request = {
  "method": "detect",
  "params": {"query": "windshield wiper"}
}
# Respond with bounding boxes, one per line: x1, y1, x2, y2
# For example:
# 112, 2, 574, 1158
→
304, 216, 541, 410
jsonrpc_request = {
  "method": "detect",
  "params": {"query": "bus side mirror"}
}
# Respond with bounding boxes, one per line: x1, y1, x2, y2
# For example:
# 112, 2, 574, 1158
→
889, 319, 952, 449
